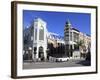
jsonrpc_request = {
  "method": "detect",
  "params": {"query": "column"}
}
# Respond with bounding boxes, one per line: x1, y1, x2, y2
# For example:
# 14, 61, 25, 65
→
72, 31, 74, 58
69, 28, 71, 58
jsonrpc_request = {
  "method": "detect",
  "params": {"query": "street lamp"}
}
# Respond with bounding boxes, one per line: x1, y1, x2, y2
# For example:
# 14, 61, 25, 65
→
46, 48, 50, 61
34, 47, 37, 62
28, 47, 32, 62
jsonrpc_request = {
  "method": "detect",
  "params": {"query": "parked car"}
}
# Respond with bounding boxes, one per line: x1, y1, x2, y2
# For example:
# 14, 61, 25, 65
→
49, 56, 69, 62
55, 57, 69, 62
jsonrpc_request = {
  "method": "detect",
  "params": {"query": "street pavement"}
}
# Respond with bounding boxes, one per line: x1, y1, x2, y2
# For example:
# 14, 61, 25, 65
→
23, 59, 90, 69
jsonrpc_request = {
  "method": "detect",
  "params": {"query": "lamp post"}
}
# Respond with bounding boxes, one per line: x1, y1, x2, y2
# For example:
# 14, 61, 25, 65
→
46, 48, 50, 61
34, 47, 37, 62
28, 47, 32, 62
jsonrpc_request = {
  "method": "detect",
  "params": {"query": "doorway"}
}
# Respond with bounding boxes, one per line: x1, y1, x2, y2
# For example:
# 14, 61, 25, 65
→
39, 46, 44, 61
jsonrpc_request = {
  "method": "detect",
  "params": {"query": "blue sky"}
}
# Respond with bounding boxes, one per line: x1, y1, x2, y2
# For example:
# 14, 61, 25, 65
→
23, 10, 91, 36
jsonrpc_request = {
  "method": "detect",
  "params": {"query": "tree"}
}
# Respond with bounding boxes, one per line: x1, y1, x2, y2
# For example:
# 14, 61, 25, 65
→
76, 40, 85, 58
76, 40, 84, 47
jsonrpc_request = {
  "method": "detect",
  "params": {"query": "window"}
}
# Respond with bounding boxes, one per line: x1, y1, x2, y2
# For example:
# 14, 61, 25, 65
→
65, 37, 69, 41
73, 32, 79, 42
39, 25, 44, 40
70, 32, 72, 41
35, 28, 37, 40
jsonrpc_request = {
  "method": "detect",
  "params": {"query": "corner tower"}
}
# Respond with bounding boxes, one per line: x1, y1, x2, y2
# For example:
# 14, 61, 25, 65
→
64, 20, 72, 57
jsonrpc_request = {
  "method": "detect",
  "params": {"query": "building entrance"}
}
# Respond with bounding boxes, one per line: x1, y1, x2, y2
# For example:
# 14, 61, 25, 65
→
39, 46, 44, 61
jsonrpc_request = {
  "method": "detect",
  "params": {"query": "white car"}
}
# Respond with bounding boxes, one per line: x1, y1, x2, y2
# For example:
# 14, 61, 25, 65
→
49, 56, 69, 62
56, 57, 69, 62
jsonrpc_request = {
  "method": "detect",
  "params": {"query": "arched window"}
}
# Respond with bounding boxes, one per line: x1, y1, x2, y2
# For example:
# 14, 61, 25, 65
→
39, 25, 44, 40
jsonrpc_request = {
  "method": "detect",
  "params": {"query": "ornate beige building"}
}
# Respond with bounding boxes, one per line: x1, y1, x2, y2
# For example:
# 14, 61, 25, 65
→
64, 20, 91, 59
